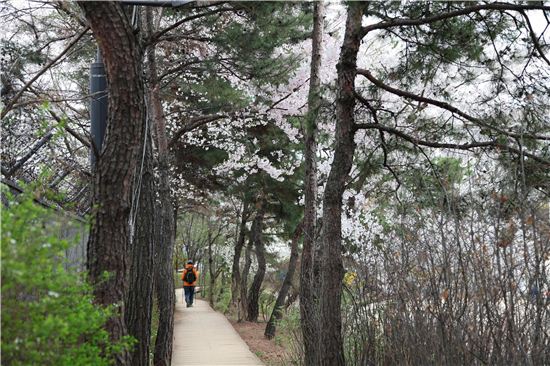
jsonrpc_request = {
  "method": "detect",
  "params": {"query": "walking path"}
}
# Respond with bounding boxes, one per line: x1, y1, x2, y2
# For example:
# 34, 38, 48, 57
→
172, 290, 264, 366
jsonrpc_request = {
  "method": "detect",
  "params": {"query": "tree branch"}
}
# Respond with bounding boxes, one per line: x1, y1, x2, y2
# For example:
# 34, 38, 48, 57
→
168, 114, 228, 148
48, 109, 91, 148
1, 27, 90, 119
356, 68, 550, 142
266, 77, 310, 112
3, 130, 54, 177
361, 3, 550, 36
353, 122, 550, 166
520, 10, 550, 67
150, 7, 237, 43
356, 95, 402, 190
158, 58, 209, 82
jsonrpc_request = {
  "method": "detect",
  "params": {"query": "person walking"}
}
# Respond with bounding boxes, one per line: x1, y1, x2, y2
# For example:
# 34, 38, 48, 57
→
182, 260, 199, 307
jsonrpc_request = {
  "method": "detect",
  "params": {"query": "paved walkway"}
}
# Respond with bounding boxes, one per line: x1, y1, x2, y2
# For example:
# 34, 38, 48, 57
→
172, 290, 264, 366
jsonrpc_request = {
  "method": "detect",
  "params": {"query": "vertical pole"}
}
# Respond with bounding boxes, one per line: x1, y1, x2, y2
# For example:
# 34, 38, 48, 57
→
90, 48, 108, 169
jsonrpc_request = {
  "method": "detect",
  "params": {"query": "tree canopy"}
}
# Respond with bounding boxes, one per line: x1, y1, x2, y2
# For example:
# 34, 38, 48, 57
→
1, 2, 549, 365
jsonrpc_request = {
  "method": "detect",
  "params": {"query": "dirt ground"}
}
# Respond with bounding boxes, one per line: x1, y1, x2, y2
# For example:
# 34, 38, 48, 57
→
229, 320, 291, 366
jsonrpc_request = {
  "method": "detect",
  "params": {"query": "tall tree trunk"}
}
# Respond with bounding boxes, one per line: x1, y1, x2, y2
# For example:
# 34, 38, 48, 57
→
78, 3, 144, 365
208, 232, 216, 307
152, 188, 175, 366
300, 2, 324, 365
247, 200, 267, 322
217, 271, 228, 304
125, 123, 155, 366
239, 237, 253, 321
145, 10, 176, 365
318, 4, 364, 365
123, 9, 158, 366
230, 201, 249, 313
265, 220, 303, 339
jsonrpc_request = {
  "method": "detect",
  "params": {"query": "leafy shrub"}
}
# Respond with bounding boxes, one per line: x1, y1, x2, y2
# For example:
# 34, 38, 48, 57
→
1, 191, 131, 365
214, 284, 232, 313
274, 305, 303, 365
259, 289, 276, 321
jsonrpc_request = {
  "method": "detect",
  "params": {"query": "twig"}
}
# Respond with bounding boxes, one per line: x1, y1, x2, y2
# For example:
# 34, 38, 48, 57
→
1, 27, 90, 119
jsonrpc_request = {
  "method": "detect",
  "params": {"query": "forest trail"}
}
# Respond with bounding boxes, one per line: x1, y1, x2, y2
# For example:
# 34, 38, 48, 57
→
172, 290, 264, 366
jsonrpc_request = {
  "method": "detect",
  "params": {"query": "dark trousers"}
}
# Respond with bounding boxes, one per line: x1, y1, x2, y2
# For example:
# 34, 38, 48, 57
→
184, 286, 195, 305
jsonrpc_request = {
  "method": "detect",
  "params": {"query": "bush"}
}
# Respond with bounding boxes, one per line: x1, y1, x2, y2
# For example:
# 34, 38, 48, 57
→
259, 290, 276, 321
214, 284, 232, 313
1, 191, 131, 365
274, 305, 303, 365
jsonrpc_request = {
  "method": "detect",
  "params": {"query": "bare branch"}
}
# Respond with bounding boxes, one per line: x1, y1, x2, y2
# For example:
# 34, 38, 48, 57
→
353, 122, 550, 166
1, 27, 90, 119
48, 110, 91, 148
520, 10, 550, 67
356, 68, 550, 142
4, 130, 54, 177
267, 77, 310, 112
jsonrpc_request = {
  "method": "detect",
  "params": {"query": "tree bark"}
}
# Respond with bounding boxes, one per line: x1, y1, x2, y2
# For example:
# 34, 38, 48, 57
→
230, 201, 249, 314
300, 2, 324, 365
124, 123, 155, 366
216, 271, 228, 304
145, 9, 176, 365
78, 3, 144, 365
123, 9, 159, 366
265, 220, 303, 339
239, 236, 253, 321
208, 231, 216, 307
318, 3, 365, 365
152, 185, 175, 366
247, 199, 267, 322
